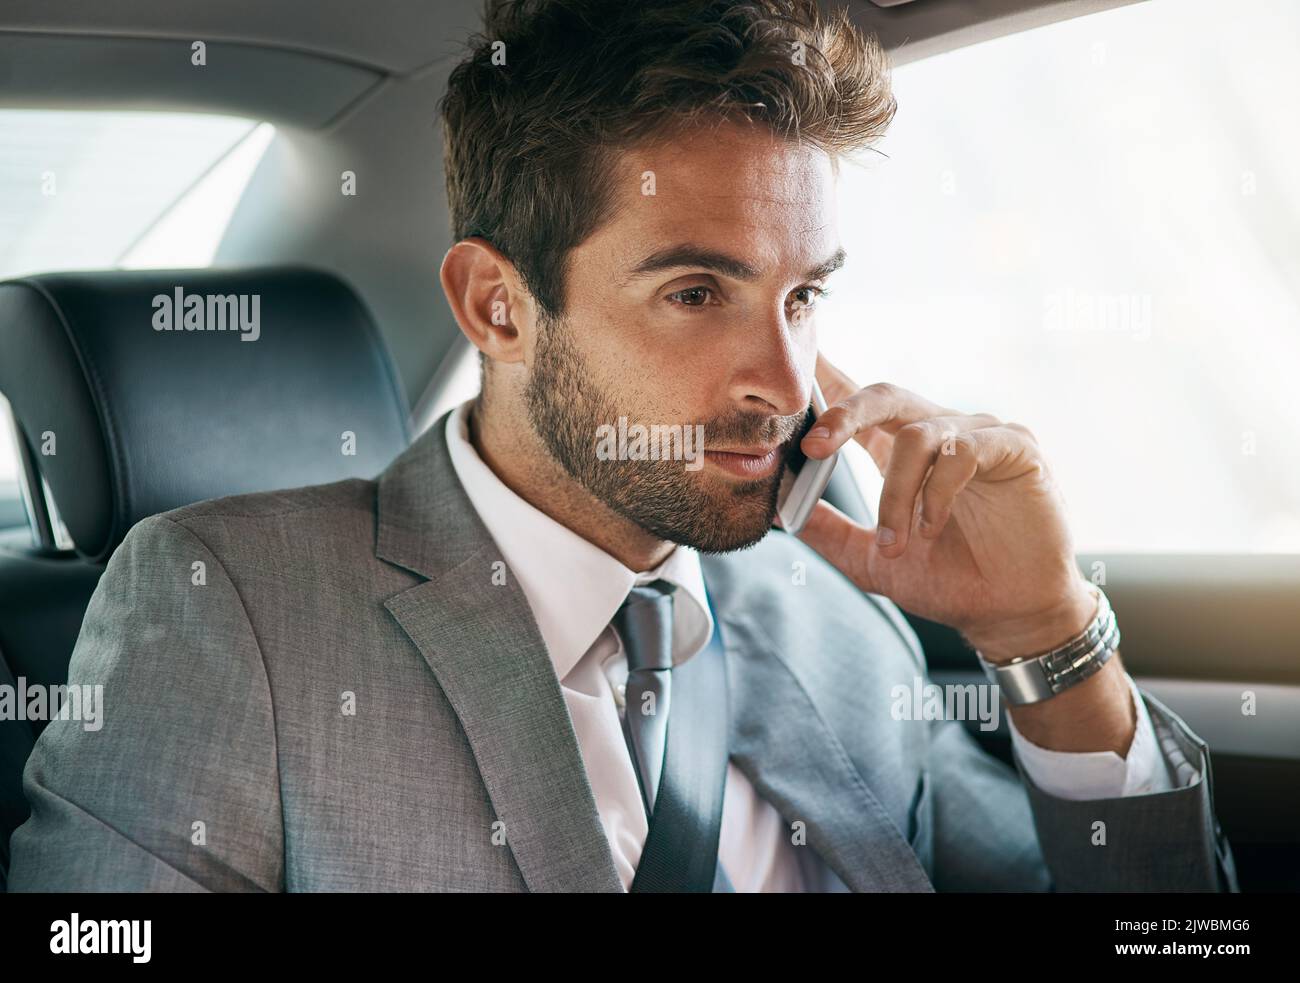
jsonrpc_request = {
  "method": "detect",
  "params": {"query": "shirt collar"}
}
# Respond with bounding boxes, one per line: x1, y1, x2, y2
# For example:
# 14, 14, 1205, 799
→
444, 399, 714, 681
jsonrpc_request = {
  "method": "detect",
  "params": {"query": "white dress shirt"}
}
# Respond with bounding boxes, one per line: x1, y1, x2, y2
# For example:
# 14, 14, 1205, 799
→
444, 399, 1176, 891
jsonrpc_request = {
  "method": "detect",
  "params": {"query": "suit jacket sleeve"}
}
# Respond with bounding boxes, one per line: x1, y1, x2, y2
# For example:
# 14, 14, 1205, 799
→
868, 580, 1241, 894
1008, 685, 1240, 891
7, 514, 284, 892
917, 667, 1238, 891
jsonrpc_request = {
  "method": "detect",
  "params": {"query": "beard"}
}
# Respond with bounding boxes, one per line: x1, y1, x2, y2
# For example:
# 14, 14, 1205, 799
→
522, 312, 807, 553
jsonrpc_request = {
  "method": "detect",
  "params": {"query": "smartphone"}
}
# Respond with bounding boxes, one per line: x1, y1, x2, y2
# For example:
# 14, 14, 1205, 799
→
776, 380, 839, 535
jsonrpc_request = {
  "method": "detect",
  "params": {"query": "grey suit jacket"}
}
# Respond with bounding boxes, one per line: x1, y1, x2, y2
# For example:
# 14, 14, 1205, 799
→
8, 410, 1239, 892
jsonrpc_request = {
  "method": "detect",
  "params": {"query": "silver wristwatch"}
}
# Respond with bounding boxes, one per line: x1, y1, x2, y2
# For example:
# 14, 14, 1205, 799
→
974, 586, 1120, 705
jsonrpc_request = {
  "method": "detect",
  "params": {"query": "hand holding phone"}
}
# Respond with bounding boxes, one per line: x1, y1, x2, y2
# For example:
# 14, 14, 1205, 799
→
776, 380, 839, 535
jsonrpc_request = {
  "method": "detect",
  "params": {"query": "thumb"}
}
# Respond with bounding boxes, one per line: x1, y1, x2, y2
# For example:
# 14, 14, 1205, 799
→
791, 499, 881, 595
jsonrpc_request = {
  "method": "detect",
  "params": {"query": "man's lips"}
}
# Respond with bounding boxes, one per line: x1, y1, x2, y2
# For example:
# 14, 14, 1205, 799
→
704, 446, 782, 478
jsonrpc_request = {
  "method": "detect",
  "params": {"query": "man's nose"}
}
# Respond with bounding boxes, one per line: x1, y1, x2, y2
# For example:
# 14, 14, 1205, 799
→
726, 307, 812, 419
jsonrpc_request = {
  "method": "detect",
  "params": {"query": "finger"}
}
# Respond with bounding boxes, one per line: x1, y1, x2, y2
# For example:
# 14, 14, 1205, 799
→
792, 499, 882, 596
1002, 420, 1038, 445
801, 380, 958, 464
807, 354, 885, 463
918, 433, 980, 538
918, 426, 1040, 538
873, 415, 1002, 553
874, 420, 940, 556
863, 411, 999, 475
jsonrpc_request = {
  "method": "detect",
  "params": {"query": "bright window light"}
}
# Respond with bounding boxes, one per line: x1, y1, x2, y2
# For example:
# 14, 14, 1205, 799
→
120, 122, 276, 268
820, 0, 1300, 553
0, 109, 271, 279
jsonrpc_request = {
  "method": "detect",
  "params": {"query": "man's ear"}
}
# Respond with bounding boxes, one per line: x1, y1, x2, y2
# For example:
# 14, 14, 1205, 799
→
439, 237, 533, 365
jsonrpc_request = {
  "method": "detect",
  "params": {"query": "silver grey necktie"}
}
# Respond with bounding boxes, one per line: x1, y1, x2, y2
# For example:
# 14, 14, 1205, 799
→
612, 579, 677, 815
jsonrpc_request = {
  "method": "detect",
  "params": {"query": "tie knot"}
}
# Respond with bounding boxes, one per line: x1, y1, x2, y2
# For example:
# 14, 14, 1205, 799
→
614, 579, 677, 672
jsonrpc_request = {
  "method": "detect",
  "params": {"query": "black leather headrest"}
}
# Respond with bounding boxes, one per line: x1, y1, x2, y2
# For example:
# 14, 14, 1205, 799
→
0, 267, 410, 562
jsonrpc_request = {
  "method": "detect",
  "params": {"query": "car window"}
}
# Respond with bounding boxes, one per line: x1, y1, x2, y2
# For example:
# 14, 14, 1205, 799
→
0, 110, 272, 278
819, 0, 1300, 553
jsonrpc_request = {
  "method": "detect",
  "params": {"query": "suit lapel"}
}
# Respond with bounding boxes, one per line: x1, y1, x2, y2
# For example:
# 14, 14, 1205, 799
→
376, 411, 622, 893
703, 558, 935, 893
374, 409, 932, 893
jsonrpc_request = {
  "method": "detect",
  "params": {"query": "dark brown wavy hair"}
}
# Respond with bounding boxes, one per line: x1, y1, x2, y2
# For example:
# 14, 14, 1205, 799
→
440, 0, 896, 319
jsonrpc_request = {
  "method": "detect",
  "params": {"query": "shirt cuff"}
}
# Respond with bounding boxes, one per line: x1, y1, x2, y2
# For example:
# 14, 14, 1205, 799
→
1007, 671, 1176, 800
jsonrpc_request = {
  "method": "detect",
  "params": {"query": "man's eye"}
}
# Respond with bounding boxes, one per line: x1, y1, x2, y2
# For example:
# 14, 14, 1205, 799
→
666, 286, 715, 308
665, 285, 827, 311
790, 286, 828, 310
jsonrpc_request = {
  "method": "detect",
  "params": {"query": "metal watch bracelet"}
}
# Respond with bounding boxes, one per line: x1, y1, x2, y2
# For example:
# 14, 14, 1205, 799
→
974, 587, 1121, 706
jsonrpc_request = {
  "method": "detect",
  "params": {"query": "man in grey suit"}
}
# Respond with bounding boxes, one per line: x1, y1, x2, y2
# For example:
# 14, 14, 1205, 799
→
9, 0, 1236, 891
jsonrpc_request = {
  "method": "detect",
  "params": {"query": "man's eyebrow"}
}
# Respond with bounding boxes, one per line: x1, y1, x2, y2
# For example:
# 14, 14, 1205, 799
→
622, 244, 846, 284
804, 246, 847, 281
